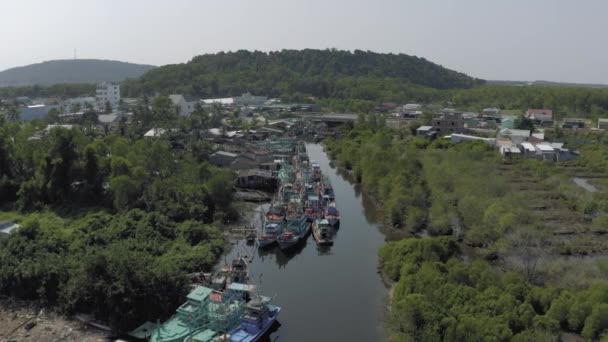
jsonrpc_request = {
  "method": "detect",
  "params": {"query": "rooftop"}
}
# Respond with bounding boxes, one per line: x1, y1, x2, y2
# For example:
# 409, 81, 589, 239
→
187, 286, 213, 302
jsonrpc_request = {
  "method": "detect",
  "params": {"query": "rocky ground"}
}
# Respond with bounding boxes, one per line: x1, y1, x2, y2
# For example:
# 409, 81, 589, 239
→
0, 297, 111, 342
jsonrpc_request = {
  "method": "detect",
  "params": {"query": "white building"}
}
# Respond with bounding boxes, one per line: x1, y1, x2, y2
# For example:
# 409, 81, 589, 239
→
169, 94, 197, 116
96, 82, 120, 111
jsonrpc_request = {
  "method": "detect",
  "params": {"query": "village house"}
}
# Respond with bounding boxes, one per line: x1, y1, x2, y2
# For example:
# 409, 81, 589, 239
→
235, 169, 276, 191
526, 109, 554, 127
209, 151, 239, 167
598, 118, 608, 130
416, 125, 435, 137
562, 118, 586, 130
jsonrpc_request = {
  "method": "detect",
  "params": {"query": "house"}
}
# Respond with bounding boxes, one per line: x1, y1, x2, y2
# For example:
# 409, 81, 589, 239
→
403, 103, 422, 111
143, 128, 167, 137
535, 144, 557, 161
169, 94, 197, 116
201, 97, 235, 106
526, 109, 553, 122
229, 157, 260, 170
562, 118, 585, 130
98, 113, 122, 128
598, 118, 608, 130
432, 112, 464, 134
482, 108, 501, 117
235, 169, 275, 191
520, 142, 536, 156
416, 126, 434, 137
96, 82, 120, 111
209, 151, 239, 167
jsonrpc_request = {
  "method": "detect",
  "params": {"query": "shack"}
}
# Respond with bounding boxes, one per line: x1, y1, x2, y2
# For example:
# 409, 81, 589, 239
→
235, 169, 276, 191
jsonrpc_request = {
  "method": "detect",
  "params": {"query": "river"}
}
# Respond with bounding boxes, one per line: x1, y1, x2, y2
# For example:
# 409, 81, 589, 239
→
224, 143, 388, 342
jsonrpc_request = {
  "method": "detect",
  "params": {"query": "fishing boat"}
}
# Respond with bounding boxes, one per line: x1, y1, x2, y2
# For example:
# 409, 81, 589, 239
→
223, 295, 281, 342
324, 204, 341, 229
229, 256, 249, 285
311, 161, 322, 182
312, 218, 334, 246
257, 205, 284, 248
305, 194, 322, 222
132, 286, 247, 342
277, 199, 309, 250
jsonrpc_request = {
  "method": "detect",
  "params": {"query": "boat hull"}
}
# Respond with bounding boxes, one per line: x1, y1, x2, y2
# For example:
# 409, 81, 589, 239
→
257, 237, 276, 248
228, 305, 281, 342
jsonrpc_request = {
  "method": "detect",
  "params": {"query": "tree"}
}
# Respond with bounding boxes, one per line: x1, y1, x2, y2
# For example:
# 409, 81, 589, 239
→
6, 103, 20, 122
514, 116, 535, 131
104, 101, 112, 114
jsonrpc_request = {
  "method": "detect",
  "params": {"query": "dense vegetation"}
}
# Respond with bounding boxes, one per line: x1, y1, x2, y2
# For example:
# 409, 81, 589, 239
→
121, 49, 484, 99
326, 120, 608, 340
380, 237, 608, 341
0, 59, 155, 87
0, 101, 236, 332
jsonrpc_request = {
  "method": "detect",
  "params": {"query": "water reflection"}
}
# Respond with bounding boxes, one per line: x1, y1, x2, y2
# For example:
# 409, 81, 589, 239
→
256, 239, 309, 269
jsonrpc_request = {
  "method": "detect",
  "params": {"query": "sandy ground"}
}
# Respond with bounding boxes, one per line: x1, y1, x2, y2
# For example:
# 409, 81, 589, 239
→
0, 297, 111, 342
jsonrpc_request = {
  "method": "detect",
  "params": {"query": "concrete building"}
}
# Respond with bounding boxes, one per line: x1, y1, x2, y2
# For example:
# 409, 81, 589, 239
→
96, 82, 120, 111
432, 112, 464, 134
169, 94, 197, 116
599, 118, 608, 130
416, 126, 435, 137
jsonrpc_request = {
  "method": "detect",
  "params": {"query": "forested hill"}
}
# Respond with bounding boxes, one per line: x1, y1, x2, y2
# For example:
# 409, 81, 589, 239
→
122, 49, 485, 98
0, 59, 156, 87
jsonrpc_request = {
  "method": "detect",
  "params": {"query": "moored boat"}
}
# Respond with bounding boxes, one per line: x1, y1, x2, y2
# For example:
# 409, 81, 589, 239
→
324, 204, 341, 229
223, 296, 281, 342
257, 205, 284, 248
312, 218, 334, 246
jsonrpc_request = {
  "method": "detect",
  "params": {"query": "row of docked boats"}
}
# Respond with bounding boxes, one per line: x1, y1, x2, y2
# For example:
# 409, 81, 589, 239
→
130, 256, 280, 342
257, 144, 341, 249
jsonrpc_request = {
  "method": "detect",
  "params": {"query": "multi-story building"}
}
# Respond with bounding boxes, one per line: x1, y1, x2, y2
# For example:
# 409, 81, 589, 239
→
96, 82, 120, 111
432, 112, 464, 134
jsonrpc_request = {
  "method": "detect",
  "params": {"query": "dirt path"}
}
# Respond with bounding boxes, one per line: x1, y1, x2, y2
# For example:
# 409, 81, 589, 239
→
0, 298, 111, 342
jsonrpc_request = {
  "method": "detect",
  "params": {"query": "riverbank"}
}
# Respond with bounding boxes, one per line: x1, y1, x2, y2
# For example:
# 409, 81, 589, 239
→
0, 297, 111, 342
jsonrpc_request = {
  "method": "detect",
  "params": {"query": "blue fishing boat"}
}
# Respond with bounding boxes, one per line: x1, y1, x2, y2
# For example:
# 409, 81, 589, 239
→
224, 296, 281, 342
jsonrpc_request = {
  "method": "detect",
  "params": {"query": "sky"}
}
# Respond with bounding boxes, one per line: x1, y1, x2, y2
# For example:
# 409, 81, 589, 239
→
1, 0, 607, 84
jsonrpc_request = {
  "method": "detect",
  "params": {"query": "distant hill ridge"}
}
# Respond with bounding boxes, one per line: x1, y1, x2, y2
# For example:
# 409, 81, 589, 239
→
123, 49, 485, 98
0, 59, 156, 87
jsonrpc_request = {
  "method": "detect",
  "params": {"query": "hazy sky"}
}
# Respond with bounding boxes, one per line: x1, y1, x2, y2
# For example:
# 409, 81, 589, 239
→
2, 0, 606, 83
